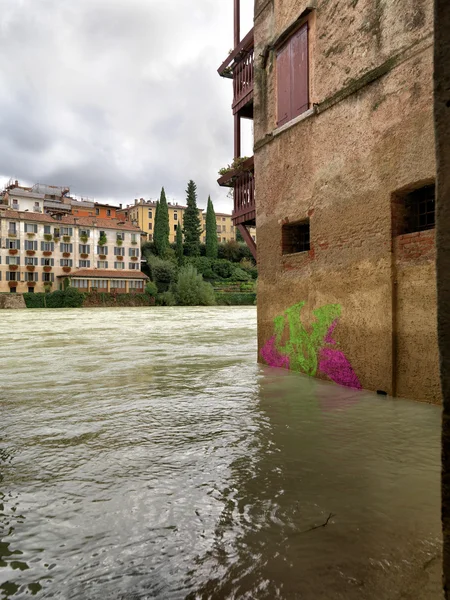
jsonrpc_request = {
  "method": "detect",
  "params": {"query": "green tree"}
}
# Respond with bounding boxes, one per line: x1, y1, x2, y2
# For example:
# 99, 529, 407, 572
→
205, 196, 218, 259
235, 227, 244, 243
183, 180, 202, 256
175, 222, 184, 264
154, 188, 170, 256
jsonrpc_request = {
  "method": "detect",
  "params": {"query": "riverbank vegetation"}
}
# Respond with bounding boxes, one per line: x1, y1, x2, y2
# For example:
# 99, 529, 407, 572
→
142, 181, 257, 306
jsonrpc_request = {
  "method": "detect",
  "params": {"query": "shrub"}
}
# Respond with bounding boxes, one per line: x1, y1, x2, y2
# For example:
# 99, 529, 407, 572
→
215, 292, 256, 305
231, 267, 251, 281
63, 287, 84, 308
217, 242, 254, 263
23, 293, 46, 308
221, 240, 241, 263
157, 291, 176, 306
211, 259, 234, 279
173, 264, 216, 306
240, 258, 254, 270
186, 256, 214, 279
146, 254, 177, 292
45, 290, 65, 308
145, 281, 158, 297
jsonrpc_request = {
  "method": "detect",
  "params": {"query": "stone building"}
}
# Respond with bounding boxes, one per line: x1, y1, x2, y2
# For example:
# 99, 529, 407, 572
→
220, 0, 437, 402
0, 210, 147, 294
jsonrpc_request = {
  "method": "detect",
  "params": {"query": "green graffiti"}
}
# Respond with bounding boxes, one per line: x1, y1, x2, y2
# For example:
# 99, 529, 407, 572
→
273, 302, 341, 376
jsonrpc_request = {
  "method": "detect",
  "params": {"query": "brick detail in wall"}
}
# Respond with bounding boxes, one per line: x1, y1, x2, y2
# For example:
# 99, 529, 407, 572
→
394, 229, 435, 262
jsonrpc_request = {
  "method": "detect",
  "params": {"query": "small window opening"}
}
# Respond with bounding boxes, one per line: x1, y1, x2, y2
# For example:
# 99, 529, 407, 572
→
282, 219, 310, 254
393, 183, 435, 235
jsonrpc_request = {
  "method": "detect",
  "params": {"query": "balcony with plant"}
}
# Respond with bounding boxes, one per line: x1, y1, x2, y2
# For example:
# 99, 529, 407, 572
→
43, 266, 52, 273
9, 249, 18, 255
44, 234, 53, 241
80, 234, 89, 243
26, 250, 36, 256
62, 252, 71, 258
26, 265, 35, 272
99, 233, 108, 246
9, 265, 18, 271
63, 235, 71, 243
43, 251, 52, 257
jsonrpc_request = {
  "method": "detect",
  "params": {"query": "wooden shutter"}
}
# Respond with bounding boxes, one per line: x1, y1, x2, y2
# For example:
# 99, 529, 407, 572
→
277, 42, 291, 127
291, 23, 309, 119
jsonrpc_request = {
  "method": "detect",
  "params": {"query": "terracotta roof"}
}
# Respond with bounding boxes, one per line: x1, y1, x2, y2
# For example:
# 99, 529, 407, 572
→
0, 210, 142, 231
59, 215, 141, 232
59, 269, 148, 280
0, 210, 55, 223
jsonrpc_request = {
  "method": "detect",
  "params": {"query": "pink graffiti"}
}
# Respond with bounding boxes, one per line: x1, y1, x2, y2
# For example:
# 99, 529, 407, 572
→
319, 347, 362, 390
324, 319, 338, 345
260, 336, 290, 369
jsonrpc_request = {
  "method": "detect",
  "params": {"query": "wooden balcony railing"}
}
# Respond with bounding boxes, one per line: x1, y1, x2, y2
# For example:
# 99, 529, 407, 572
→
217, 156, 255, 227
218, 28, 254, 116
232, 50, 253, 115
233, 169, 255, 226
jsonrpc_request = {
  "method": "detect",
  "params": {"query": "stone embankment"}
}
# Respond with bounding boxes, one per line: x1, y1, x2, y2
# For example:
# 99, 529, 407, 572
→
0, 294, 26, 309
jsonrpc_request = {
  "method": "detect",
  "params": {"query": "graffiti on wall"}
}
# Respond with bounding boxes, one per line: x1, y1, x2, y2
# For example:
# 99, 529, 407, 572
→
260, 301, 362, 390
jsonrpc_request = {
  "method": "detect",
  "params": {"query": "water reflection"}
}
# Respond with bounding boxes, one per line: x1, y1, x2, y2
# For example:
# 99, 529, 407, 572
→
0, 307, 442, 599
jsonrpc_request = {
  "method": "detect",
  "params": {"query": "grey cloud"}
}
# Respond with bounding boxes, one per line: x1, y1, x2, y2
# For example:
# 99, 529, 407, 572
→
0, 0, 253, 211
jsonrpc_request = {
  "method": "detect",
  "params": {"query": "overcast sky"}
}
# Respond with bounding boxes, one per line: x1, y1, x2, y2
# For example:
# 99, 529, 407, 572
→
0, 0, 254, 212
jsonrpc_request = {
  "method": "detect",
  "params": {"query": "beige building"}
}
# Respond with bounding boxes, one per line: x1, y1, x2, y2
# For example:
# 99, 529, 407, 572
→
220, 0, 437, 402
0, 210, 147, 294
119, 198, 256, 244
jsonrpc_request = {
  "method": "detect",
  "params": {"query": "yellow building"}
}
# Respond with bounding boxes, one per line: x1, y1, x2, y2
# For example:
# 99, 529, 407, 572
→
119, 199, 256, 244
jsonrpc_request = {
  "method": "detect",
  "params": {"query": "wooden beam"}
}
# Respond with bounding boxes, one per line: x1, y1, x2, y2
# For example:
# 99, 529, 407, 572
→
234, 0, 240, 48
234, 114, 241, 159
238, 224, 256, 261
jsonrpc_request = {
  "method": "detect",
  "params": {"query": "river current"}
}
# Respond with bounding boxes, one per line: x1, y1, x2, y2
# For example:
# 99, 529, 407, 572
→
0, 307, 442, 599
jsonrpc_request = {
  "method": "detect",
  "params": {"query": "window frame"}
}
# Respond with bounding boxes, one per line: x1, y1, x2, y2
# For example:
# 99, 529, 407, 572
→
276, 21, 309, 128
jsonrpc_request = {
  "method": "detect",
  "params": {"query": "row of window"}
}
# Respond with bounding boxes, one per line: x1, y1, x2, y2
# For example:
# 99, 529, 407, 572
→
2, 241, 139, 256
1, 256, 140, 269
6, 223, 137, 242
3, 272, 54, 282
72, 279, 143, 288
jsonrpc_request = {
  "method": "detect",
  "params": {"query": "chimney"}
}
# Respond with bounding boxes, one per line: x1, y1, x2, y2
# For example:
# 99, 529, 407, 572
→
14, 180, 18, 187
134, 199, 138, 205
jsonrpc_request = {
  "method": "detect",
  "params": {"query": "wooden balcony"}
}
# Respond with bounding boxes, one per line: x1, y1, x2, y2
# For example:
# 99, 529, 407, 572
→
217, 156, 255, 227
218, 28, 254, 118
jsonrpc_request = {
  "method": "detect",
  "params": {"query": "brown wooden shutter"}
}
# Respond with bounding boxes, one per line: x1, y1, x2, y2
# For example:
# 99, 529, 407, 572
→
277, 42, 291, 127
291, 23, 309, 119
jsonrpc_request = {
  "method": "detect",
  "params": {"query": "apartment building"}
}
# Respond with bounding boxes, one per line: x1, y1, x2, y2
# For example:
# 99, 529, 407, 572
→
220, 0, 437, 402
1, 180, 123, 220
0, 211, 147, 294
119, 199, 256, 244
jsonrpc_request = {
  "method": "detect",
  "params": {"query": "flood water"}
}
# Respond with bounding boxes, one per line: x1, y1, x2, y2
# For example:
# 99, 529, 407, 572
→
0, 307, 442, 599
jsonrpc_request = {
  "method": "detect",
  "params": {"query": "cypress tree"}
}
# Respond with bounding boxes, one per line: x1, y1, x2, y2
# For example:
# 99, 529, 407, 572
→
154, 187, 170, 256
153, 200, 160, 247
183, 180, 202, 256
175, 221, 183, 264
205, 196, 218, 259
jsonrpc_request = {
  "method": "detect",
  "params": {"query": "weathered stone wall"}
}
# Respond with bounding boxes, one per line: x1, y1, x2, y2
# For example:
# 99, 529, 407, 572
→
254, 0, 438, 401
0, 294, 26, 309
